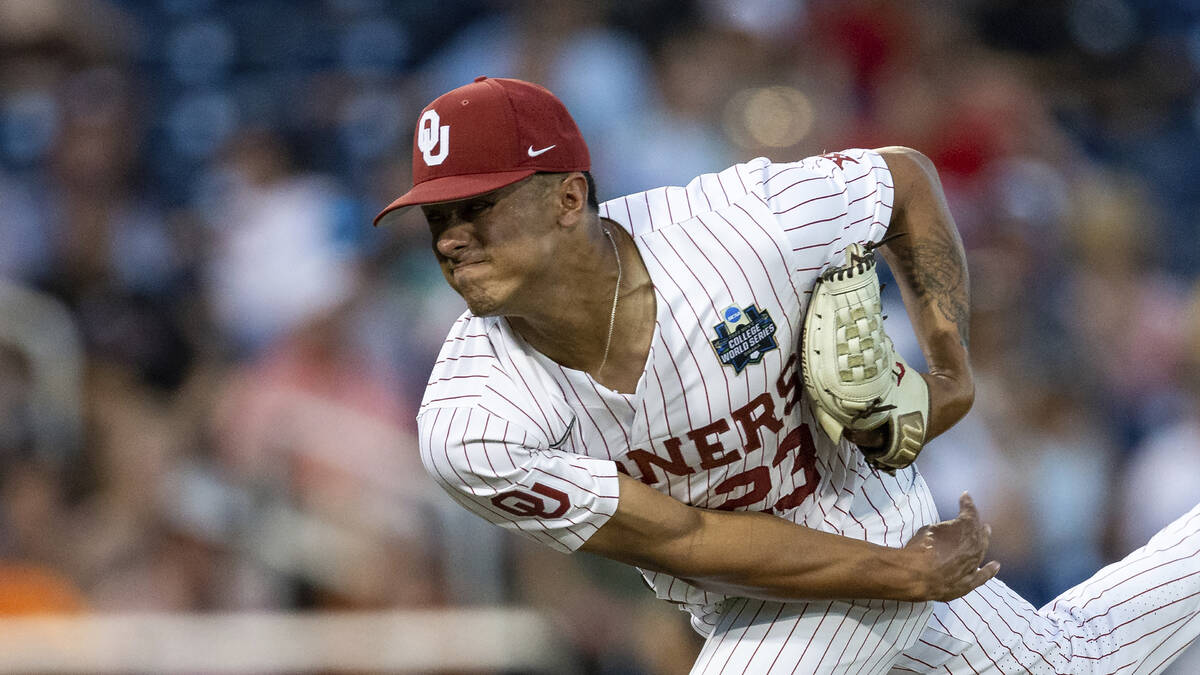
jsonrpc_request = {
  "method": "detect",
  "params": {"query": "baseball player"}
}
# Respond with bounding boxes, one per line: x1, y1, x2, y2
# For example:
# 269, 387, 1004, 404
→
376, 77, 1200, 673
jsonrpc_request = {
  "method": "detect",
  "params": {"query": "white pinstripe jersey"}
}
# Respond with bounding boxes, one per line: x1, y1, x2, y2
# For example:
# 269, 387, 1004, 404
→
418, 148, 941, 633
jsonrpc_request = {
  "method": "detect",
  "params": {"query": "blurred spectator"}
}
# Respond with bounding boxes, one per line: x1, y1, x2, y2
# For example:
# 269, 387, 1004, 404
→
207, 304, 439, 608
1114, 280, 1200, 674
1118, 280, 1200, 554
0, 562, 87, 614
1061, 173, 1191, 445
200, 129, 362, 357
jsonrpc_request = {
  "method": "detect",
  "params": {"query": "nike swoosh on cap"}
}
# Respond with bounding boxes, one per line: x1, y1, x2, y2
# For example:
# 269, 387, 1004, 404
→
527, 144, 556, 157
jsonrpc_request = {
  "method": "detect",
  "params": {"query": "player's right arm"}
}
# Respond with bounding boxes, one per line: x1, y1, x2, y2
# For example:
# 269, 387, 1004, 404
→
581, 473, 1000, 604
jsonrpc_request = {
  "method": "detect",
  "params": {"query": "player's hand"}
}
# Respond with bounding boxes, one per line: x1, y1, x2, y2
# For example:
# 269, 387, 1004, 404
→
901, 492, 1000, 602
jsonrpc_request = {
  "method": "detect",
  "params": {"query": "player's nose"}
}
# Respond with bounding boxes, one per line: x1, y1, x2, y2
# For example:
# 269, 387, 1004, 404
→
434, 219, 473, 259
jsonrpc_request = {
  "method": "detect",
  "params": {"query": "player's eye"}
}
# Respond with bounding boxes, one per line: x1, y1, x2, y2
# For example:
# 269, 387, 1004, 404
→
462, 201, 492, 219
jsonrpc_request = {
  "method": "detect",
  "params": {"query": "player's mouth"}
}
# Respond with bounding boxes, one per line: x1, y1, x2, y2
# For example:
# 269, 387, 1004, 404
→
450, 260, 488, 279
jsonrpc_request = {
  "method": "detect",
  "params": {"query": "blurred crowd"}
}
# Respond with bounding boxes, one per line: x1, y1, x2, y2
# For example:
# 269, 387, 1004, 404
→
2, 0, 1200, 672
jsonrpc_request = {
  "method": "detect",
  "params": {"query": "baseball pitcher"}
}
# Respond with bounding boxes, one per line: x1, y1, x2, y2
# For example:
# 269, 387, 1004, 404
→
377, 76, 1200, 674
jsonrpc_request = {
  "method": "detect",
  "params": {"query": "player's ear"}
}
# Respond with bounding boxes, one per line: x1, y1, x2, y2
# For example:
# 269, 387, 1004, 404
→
555, 172, 590, 228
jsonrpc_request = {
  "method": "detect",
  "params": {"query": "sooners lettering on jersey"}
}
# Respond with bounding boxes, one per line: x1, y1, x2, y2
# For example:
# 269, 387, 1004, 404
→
418, 149, 936, 633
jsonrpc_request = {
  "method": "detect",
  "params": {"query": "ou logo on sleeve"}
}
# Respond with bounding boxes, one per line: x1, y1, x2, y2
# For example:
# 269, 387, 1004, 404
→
490, 483, 570, 519
417, 109, 449, 166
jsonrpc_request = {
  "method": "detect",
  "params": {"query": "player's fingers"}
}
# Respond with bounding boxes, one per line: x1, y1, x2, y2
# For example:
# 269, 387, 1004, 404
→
844, 427, 885, 448
971, 560, 1002, 590
953, 522, 990, 577
958, 492, 978, 520
972, 523, 992, 557
944, 560, 1001, 601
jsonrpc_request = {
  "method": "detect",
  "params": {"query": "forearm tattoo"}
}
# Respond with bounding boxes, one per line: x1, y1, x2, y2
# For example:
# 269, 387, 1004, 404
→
891, 227, 970, 347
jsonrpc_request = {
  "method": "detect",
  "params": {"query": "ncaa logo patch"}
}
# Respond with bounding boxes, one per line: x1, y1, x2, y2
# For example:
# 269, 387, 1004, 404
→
710, 304, 778, 374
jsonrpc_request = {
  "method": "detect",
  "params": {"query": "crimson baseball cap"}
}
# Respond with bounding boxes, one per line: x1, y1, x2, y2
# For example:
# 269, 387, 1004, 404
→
373, 76, 590, 226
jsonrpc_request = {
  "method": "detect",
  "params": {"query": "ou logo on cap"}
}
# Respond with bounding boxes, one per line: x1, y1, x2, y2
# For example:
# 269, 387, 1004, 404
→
417, 109, 449, 166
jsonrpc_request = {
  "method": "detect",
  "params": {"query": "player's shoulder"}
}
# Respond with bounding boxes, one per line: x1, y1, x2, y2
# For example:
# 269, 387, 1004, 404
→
758, 148, 889, 190
597, 149, 889, 239
419, 312, 570, 441
598, 158, 779, 236
420, 311, 506, 410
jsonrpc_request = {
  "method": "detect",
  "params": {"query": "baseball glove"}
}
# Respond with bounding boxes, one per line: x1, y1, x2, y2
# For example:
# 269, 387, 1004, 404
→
801, 242, 930, 472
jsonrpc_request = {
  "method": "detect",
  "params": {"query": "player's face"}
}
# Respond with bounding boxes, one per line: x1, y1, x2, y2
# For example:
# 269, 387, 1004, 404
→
423, 176, 559, 316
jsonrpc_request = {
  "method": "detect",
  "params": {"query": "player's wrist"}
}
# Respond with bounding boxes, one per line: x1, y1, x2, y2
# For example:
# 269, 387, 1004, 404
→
922, 371, 974, 440
871, 546, 931, 602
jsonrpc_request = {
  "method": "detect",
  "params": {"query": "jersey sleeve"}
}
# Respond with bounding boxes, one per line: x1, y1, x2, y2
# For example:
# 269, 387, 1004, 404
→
417, 405, 621, 554
760, 148, 894, 277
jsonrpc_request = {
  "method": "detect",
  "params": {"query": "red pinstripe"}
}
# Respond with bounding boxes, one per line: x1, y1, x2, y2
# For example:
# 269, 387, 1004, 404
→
811, 604, 853, 672
789, 602, 834, 673
482, 385, 551, 438
962, 594, 1038, 674
971, 584, 1058, 671
743, 195, 808, 306
844, 601, 887, 669
720, 601, 768, 673
883, 608, 928, 674
555, 366, 615, 460
767, 174, 828, 200
1081, 611, 1196, 662
827, 603, 876, 672
1138, 613, 1200, 674
1082, 573, 1200, 633
432, 352, 495, 366
794, 236, 841, 251
740, 604, 787, 674
946, 603, 1009, 673
527, 466, 617, 499
1079, 544, 1200, 612
775, 186, 847, 213
426, 393, 479, 403
652, 277, 714, 421
681, 214, 762, 434
582, 370, 634, 441
765, 602, 810, 672
499, 337, 567, 429
654, 329, 695, 428
426, 373, 489, 386
713, 167, 733, 205
1068, 511, 1200, 606
436, 410, 559, 547
697, 600, 752, 674
642, 243, 733, 415
859, 595, 902, 667
480, 417, 590, 545
856, 601, 902, 674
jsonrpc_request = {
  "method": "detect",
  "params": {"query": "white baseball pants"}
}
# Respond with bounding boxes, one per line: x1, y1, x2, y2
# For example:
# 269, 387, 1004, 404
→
690, 502, 1200, 674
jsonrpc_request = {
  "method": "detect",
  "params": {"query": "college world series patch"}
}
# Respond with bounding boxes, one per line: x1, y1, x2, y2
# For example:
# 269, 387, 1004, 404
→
710, 304, 778, 374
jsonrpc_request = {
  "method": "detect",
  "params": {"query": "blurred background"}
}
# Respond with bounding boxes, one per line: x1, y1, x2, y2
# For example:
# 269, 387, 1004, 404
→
1, 0, 1200, 672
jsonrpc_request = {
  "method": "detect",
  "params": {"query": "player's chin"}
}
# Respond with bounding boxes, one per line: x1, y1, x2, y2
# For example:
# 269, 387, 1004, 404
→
466, 301, 503, 317
458, 278, 521, 318
445, 275, 496, 314
459, 288, 505, 317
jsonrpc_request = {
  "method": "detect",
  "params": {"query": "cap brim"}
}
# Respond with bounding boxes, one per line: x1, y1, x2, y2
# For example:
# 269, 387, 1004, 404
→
372, 169, 537, 227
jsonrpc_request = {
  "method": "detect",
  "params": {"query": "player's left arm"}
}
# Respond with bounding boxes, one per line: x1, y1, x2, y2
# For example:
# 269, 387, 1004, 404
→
873, 146, 973, 441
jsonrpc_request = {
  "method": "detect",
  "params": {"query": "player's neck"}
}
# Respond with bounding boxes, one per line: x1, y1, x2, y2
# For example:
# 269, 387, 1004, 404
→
508, 220, 655, 392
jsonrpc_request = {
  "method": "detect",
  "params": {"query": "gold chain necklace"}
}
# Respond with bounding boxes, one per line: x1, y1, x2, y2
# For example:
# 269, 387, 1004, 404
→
598, 225, 622, 374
